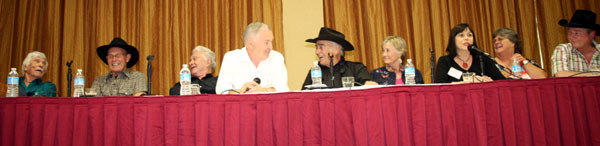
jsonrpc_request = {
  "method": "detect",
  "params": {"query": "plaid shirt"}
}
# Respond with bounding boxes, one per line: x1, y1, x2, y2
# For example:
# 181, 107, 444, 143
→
91, 69, 147, 96
551, 40, 600, 75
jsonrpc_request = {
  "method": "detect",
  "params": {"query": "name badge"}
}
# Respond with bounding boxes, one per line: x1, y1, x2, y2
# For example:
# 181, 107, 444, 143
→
447, 67, 463, 80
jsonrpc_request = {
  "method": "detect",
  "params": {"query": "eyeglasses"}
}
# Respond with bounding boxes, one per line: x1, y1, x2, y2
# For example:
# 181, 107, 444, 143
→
106, 54, 126, 59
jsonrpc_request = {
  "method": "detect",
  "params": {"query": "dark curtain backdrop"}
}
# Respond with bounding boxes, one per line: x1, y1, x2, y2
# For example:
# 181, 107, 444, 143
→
0, 0, 284, 96
323, 0, 600, 83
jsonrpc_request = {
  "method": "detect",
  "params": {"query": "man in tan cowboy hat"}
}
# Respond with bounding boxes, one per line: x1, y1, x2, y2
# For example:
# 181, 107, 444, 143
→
91, 37, 147, 96
552, 9, 600, 77
301, 27, 376, 90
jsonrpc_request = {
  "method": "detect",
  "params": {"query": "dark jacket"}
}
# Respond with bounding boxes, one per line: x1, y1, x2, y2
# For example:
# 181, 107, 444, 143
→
169, 74, 218, 95
301, 57, 372, 90
371, 67, 424, 85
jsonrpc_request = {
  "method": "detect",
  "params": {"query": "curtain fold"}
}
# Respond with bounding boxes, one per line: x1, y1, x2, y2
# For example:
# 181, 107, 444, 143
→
1, 77, 600, 146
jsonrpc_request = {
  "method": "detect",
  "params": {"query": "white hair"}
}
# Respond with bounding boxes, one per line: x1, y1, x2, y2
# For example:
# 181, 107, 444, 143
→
334, 43, 344, 56
243, 22, 271, 45
21, 51, 48, 75
192, 45, 217, 72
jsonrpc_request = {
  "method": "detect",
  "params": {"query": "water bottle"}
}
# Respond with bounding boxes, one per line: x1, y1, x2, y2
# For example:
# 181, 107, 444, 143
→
6, 68, 19, 97
73, 69, 85, 97
405, 59, 416, 85
511, 58, 522, 79
179, 64, 192, 95
311, 61, 322, 85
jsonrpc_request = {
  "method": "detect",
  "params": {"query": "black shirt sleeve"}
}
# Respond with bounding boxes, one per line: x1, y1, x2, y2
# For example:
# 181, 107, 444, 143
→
435, 56, 452, 83
169, 83, 181, 95
301, 70, 312, 90
482, 55, 506, 80
415, 69, 425, 84
352, 63, 373, 84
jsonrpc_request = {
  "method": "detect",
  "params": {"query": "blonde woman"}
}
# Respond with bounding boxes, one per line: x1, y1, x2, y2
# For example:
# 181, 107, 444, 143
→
371, 36, 424, 85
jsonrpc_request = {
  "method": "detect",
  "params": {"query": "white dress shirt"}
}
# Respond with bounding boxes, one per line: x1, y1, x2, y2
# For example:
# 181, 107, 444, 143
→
216, 47, 289, 94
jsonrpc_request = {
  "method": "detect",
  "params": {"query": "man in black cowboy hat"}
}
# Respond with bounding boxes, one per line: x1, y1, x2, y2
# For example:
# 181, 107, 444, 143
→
91, 37, 147, 96
552, 9, 600, 77
301, 27, 376, 90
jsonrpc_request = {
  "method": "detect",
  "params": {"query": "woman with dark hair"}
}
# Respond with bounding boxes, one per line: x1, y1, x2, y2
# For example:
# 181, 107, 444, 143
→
435, 23, 505, 83
493, 28, 547, 79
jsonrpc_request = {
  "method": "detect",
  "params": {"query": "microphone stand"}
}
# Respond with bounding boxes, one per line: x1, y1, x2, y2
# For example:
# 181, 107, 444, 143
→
479, 55, 485, 76
146, 55, 155, 95
66, 61, 73, 97
329, 55, 334, 87
429, 48, 435, 83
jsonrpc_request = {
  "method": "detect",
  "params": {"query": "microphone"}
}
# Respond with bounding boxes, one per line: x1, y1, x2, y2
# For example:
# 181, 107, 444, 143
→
468, 44, 490, 56
244, 77, 261, 93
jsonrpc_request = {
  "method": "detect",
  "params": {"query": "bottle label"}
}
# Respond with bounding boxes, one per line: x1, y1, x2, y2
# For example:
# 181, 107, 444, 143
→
75, 78, 85, 85
311, 70, 322, 77
405, 67, 415, 74
7, 77, 18, 84
180, 73, 191, 81
511, 65, 522, 72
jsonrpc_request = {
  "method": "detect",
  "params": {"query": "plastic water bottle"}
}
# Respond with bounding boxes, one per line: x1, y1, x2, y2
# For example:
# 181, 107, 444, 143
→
179, 64, 192, 95
405, 59, 416, 85
6, 68, 19, 97
73, 69, 85, 97
311, 61, 322, 85
511, 58, 522, 79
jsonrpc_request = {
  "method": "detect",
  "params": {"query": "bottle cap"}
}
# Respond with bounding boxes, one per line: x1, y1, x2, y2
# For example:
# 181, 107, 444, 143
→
183, 64, 188, 68
11, 68, 16, 71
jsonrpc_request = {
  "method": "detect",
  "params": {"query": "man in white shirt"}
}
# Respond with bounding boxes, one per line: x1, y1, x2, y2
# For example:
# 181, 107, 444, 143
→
216, 22, 289, 94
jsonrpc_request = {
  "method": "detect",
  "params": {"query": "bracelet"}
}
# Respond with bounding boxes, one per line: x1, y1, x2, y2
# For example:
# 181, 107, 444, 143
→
521, 60, 529, 66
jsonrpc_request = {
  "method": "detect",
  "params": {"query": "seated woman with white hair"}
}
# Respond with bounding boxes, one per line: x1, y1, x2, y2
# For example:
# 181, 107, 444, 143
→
19, 51, 57, 96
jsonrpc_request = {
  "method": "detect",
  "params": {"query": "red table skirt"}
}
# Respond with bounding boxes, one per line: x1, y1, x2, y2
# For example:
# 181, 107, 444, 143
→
1, 77, 600, 146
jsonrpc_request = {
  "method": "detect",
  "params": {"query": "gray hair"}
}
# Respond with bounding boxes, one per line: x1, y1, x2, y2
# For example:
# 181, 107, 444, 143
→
493, 28, 522, 54
243, 22, 271, 45
192, 45, 217, 72
21, 51, 48, 75
334, 43, 344, 56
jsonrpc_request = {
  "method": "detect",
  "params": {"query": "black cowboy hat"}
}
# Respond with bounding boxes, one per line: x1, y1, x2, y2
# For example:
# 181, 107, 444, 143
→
96, 37, 139, 68
306, 27, 355, 51
559, 9, 600, 36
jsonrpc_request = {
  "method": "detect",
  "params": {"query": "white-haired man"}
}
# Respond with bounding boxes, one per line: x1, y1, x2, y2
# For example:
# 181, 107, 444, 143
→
216, 22, 289, 94
301, 27, 376, 89
170, 45, 219, 95
19, 51, 57, 96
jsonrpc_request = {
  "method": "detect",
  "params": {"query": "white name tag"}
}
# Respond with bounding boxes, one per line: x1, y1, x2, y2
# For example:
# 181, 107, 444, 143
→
447, 67, 463, 80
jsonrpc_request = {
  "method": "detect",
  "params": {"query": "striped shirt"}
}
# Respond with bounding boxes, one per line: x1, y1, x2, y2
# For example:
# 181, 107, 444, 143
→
551, 40, 600, 75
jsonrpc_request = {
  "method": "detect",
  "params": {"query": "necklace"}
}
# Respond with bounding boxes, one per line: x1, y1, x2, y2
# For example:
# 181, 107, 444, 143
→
456, 55, 470, 68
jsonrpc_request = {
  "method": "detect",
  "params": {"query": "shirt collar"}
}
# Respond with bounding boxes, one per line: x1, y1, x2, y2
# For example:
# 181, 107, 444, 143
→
571, 40, 600, 54
105, 69, 131, 80
19, 76, 42, 86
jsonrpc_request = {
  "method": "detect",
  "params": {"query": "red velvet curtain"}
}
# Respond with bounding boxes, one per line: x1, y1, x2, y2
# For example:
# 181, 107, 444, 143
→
2, 77, 600, 146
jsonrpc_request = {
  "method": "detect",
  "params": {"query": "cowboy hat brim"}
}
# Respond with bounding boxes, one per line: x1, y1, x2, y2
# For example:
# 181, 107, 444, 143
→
96, 44, 139, 68
559, 19, 600, 36
306, 37, 355, 51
